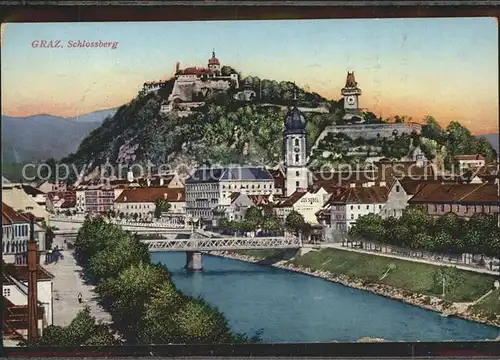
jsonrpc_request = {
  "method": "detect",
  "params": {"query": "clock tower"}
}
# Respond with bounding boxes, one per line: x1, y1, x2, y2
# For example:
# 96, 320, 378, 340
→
284, 91, 309, 197
341, 71, 362, 122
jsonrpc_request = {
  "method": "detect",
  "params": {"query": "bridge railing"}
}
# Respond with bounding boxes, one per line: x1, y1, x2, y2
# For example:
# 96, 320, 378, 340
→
143, 236, 301, 252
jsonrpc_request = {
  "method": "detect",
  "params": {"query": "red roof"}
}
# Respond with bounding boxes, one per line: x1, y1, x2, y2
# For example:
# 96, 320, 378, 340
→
2, 203, 30, 225
3, 263, 54, 283
177, 67, 213, 76
455, 154, 486, 161
47, 191, 76, 208
329, 186, 389, 205
115, 187, 185, 203
208, 50, 220, 65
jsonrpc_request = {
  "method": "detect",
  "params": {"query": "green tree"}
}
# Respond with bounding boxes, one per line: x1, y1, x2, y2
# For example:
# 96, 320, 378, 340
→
285, 210, 305, 234
432, 266, 464, 298
35, 306, 117, 346
421, 116, 444, 142
245, 206, 263, 223
349, 213, 385, 242
138, 281, 187, 344
95, 262, 171, 342
154, 197, 171, 219
172, 298, 233, 344
87, 235, 150, 282
75, 217, 126, 266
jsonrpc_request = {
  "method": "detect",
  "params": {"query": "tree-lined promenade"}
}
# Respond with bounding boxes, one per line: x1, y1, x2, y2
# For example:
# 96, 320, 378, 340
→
349, 207, 500, 261
34, 217, 260, 346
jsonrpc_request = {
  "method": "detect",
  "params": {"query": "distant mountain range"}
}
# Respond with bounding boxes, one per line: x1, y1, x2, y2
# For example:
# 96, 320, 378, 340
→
478, 133, 499, 154
1, 108, 117, 163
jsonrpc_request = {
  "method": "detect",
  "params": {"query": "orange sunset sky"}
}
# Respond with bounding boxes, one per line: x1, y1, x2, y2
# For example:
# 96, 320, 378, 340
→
1, 18, 499, 134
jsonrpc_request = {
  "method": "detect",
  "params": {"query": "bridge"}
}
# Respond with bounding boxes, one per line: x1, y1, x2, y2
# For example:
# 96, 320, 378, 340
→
144, 235, 302, 270
51, 217, 302, 271
144, 236, 301, 252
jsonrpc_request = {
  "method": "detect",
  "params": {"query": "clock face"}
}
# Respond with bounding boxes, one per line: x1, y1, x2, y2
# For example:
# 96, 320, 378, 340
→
346, 96, 356, 105
294, 147, 300, 153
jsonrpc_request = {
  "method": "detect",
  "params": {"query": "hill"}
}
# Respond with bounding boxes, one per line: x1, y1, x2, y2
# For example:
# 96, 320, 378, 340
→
1, 108, 117, 163
478, 133, 499, 154
59, 77, 342, 182
44, 72, 495, 183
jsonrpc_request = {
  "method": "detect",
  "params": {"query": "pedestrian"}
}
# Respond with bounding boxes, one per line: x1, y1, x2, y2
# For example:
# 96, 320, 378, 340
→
77, 292, 82, 304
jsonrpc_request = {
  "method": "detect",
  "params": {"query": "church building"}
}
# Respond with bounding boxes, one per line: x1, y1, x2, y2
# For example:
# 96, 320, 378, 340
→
283, 92, 310, 196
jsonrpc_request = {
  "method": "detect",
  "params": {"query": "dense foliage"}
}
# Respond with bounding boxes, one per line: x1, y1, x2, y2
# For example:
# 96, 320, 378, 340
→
40, 217, 261, 345
55, 75, 340, 179
349, 207, 500, 258
35, 306, 118, 346
218, 206, 283, 235
310, 115, 497, 170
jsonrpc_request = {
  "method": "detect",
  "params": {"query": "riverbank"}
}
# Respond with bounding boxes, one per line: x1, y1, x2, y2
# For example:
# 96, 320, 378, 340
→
209, 249, 500, 330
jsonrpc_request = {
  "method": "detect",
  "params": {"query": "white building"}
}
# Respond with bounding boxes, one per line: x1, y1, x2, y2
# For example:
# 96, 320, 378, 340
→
185, 166, 275, 220
2, 184, 50, 224
455, 154, 486, 172
2, 202, 46, 261
213, 193, 273, 222
3, 262, 54, 330
114, 187, 186, 219
273, 187, 330, 224
328, 185, 388, 232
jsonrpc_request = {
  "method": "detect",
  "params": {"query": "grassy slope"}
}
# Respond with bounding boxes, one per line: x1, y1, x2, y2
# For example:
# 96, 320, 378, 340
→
236, 248, 495, 303
472, 289, 500, 319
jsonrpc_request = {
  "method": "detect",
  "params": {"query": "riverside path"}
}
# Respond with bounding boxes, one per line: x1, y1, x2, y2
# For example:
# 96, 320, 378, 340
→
44, 235, 111, 326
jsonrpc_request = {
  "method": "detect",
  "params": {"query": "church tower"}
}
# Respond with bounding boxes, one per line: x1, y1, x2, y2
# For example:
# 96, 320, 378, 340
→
341, 71, 362, 121
208, 49, 221, 75
284, 91, 309, 197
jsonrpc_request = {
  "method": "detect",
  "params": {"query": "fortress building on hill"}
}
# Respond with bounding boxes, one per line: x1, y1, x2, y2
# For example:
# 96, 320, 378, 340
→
141, 50, 241, 117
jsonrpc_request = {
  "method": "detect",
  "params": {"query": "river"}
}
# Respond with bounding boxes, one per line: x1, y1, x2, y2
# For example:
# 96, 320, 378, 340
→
150, 252, 500, 343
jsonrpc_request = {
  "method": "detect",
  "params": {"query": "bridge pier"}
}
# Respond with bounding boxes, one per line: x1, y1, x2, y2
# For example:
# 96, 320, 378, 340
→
185, 251, 203, 271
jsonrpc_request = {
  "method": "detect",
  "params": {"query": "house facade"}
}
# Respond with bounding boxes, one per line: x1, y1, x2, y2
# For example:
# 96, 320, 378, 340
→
46, 191, 77, 214
455, 154, 486, 172
213, 193, 272, 221
114, 187, 186, 219
185, 166, 275, 220
273, 187, 330, 224
2, 184, 50, 224
328, 185, 388, 231
2, 203, 46, 262
409, 182, 499, 218
3, 262, 54, 330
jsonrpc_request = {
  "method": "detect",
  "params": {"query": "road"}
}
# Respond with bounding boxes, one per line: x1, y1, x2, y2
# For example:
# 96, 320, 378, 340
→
44, 235, 111, 327
312, 242, 500, 276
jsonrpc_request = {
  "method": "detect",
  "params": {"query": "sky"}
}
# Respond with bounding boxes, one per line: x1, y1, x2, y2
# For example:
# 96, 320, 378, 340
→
1, 18, 498, 134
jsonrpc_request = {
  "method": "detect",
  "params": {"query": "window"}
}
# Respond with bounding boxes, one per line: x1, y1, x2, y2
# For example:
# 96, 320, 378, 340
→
379, 205, 382, 209
351, 214, 354, 219
440, 204, 445, 212
350, 205, 354, 210
3, 288, 10, 296
395, 185, 400, 193
295, 154, 300, 163
296, 171, 300, 176
296, 181, 300, 188
295, 138, 300, 146
366, 205, 369, 209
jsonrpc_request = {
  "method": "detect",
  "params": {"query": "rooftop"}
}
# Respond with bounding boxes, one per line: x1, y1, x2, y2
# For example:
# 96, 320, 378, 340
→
2, 203, 30, 224
3, 262, 54, 283
115, 187, 185, 203
410, 183, 499, 204
328, 186, 389, 205
455, 154, 486, 161
186, 166, 274, 184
